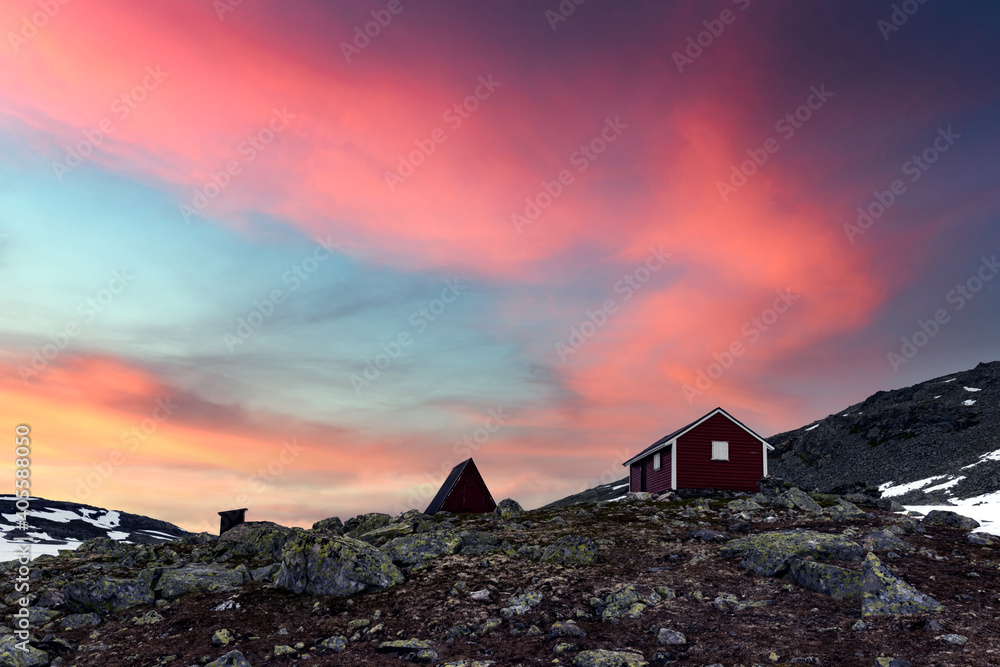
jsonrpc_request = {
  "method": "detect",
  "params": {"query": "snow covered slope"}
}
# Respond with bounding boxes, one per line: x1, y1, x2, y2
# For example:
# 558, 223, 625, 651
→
0, 495, 190, 561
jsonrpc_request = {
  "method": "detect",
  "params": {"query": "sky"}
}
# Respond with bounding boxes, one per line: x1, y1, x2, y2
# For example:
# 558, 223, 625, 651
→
1, 0, 998, 533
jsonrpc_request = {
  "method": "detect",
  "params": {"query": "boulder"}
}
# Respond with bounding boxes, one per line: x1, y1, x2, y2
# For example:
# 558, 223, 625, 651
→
541, 535, 600, 564
156, 564, 250, 600
573, 649, 648, 666
657, 628, 686, 646
218, 521, 300, 562
382, 531, 462, 565
778, 488, 823, 513
720, 530, 865, 576
344, 512, 393, 536
593, 584, 660, 621
860, 531, 915, 554
922, 510, 980, 530
354, 522, 414, 546
0, 634, 48, 666
685, 529, 727, 542
275, 533, 403, 597
61, 577, 155, 615
312, 516, 344, 535
377, 638, 437, 662
726, 499, 762, 512
825, 500, 867, 520
861, 552, 944, 616
548, 620, 587, 638
457, 530, 500, 555
968, 532, 994, 546
205, 650, 253, 667
494, 498, 524, 518
785, 559, 863, 599
59, 612, 101, 630
626, 492, 652, 501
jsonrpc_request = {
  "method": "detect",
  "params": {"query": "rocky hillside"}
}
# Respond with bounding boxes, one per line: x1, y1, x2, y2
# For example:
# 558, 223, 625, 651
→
0, 496, 190, 560
540, 478, 631, 509
769, 360, 1000, 504
2, 486, 998, 666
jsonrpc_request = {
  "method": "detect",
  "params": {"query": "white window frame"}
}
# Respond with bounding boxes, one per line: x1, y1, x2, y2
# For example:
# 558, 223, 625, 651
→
711, 440, 729, 461
653, 452, 661, 470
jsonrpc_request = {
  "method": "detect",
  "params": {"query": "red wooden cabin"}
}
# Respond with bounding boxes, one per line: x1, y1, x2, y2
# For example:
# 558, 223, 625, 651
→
623, 407, 773, 493
425, 458, 497, 514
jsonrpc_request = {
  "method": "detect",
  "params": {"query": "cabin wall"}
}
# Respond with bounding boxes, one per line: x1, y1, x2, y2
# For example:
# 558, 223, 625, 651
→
675, 413, 762, 492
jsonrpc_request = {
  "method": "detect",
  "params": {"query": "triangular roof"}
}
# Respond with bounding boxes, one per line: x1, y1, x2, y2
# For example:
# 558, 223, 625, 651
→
425, 458, 495, 514
623, 407, 773, 467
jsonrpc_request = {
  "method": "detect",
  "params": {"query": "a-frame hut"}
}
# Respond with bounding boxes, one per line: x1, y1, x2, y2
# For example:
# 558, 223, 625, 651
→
425, 458, 497, 515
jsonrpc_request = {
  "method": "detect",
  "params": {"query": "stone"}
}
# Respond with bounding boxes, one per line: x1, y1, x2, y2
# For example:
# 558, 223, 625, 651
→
132, 610, 164, 625
317, 636, 347, 652
553, 642, 577, 654
312, 516, 344, 535
383, 531, 463, 565
275, 533, 403, 597
156, 564, 250, 600
720, 530, 865, 576
61, 577, 155, 615
861, 553, 944, 616
218, 521, 300, 562
205, 651, 252, 667
779, 488, 823, 513
469, 588, 491, 601
457, 530, 500, 555
548, 620, 587, 638
626, 492, 652, 501
509, 591, 543, 607
494, 498, 524, 518
0, 634, 49, 666
59, 612, 101, 630
860, 531, 915, 554
922, 510, 979, 530
212, 629, 236, 646
826, 500, 867, 520
501, 605, 530, 618
785, 559, 863, 599
685, 529, 727, 542
273, 645, 296, 656
344, 512, 393, 536
968, 532, 994, 546
726, 499, 762, 512
541, 535, 600, 564
656, 628, 686, 646
936, 633, 968, 644
573, 649, 648, 666
594, 584, 661, 621
377, 638, 434, 655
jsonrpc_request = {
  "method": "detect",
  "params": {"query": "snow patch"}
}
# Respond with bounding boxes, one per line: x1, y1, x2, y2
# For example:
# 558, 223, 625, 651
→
963, 399, 976, 406
804, 424, 819, 431
961, 448, 1000, 470
880, 475, 948, 498
611, 483, 628, 490
933, 395, 941, 399
943, 378, 957, 383
907, 493, 1000, 537
963, 386, 981, 392
923, 476, 965, 494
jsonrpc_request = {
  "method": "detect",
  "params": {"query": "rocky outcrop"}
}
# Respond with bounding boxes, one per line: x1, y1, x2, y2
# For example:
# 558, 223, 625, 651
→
541, 535, 600, 564
61, 577, 155, 615
720, 530, 864, 576
217, 521, 300, 562
275, 533, 403, 596
785, 559, 863, 599
382, 531, 462, 565
861, 553, 944, 616
156, 563, 250, 599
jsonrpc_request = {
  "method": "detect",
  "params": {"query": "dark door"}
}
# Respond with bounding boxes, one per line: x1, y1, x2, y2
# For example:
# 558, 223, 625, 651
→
640, 461, 647, 492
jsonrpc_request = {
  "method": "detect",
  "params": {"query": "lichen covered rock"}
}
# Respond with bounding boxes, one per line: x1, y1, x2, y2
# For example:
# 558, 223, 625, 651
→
541, 535, 600, 564
860, 531, 915, 554
922, 510, 980, 531
312, 516, 344, 535
573, 648, 648, 666
785, 558, 863, 599
778, 488, 823, 513
275, 533, 403, 597
720, 530, 864, 576
494, 498, 524, 518
61, 577, 155, 615
862, 552, 944, 616
382, 531, 462, 565
218, 521, 301, 562
344, 512, 393, 537
156, 563, 250, 600
205, 650, 253, 667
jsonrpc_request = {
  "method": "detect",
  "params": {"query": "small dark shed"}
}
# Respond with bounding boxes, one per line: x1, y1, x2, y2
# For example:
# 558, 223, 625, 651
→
425, 458, 497, 515
218, 508, 247, 535
623, 407, 774, 493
